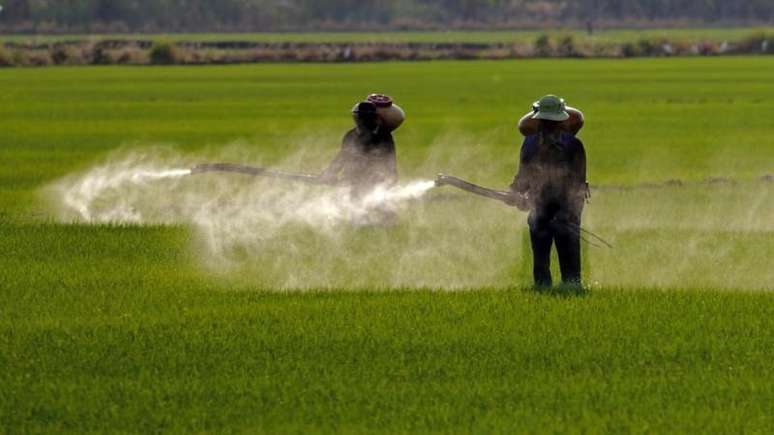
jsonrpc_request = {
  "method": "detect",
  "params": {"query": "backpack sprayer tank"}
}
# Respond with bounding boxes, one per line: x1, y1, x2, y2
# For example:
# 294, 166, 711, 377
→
367, 94, 405, 132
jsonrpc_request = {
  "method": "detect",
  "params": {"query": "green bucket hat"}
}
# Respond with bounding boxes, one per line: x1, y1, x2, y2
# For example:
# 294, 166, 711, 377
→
531, 95, 570, 121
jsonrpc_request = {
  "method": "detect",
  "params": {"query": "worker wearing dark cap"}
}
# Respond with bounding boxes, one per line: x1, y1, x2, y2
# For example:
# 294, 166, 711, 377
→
509, 95, 588, 288
320, 99, 398, 199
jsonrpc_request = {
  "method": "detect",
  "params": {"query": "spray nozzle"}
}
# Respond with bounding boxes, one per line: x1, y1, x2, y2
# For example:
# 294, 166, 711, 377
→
435, 173, 451, 187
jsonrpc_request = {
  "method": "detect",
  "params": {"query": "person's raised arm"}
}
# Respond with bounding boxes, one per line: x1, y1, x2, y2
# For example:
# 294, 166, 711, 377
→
518, 111, 539, 136
564, 106, 585, 136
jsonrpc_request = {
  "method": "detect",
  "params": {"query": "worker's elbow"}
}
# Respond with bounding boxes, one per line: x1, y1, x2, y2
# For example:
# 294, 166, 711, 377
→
518, 115, 539, 136
574, 119, 585, 135
519, 124, 538, 137
565, 108, 585, 135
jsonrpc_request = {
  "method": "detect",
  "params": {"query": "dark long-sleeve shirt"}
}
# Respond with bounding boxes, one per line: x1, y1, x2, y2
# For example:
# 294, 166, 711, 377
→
323, 127, 397, 195
511, 132, 587, 220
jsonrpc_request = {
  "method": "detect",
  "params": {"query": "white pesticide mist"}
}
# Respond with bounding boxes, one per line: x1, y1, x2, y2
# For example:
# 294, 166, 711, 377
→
63, 169, 192, 222
44, 145, 773, 291
54, 154, 194, 223
46, 149, 450, 285
51, 151, 435, 226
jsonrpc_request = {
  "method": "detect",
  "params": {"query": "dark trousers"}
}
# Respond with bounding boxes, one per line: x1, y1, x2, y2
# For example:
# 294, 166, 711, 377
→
528, 213, 582, 287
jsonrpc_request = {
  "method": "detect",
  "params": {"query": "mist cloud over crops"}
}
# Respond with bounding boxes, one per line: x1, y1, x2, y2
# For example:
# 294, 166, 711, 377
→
46, 145, 773, 291
46, 148, 458, 287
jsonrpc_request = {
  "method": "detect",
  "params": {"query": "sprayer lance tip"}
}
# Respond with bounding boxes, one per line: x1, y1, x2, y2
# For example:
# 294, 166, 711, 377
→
190, 164, 210, 174
435, 174, 450, 187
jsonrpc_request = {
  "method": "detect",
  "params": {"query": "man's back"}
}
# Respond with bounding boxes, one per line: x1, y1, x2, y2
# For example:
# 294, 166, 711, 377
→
337, 127, 397, 192
513, 132, 587, 219
513, 95, 588, 287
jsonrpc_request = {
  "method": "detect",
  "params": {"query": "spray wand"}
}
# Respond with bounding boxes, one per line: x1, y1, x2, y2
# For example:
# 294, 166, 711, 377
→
434, 173, 612, 249
190, 163, 334, 185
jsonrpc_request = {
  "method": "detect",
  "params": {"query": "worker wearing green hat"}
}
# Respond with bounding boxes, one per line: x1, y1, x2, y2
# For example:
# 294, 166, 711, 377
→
508, 95, 589, 288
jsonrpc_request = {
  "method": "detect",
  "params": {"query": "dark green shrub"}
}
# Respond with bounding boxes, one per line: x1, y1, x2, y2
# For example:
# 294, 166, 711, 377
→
534, 34, 553, 57
91, 47, 114, 65
150, 42, 182, 65
637, 38, 658, 56
557, 35, 581, 57
50, 45, 71, 65
621, 42, 640, 57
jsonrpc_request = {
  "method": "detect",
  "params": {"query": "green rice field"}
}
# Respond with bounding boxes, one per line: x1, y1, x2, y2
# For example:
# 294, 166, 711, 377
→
1, 56, 773, 432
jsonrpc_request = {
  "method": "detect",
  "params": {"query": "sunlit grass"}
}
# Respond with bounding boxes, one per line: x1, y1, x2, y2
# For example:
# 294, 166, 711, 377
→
1, 56, 774, 432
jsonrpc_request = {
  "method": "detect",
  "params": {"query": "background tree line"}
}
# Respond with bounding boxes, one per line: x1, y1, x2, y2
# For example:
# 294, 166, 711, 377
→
1, 0, 772, 33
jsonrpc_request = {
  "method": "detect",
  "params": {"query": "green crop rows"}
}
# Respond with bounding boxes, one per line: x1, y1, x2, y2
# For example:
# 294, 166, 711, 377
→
1, 56, 773, 432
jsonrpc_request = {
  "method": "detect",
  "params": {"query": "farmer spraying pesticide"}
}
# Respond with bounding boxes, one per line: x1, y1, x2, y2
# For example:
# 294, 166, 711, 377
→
435, 94, 594, 288
318, 94, 405, 224
320, 94, 403, 196
190, 94, 408, 225
509, 95, 589, 287
192, 93, 404, 197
